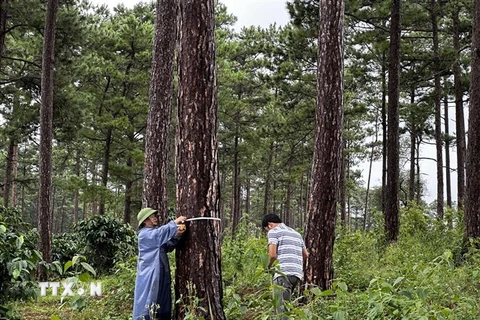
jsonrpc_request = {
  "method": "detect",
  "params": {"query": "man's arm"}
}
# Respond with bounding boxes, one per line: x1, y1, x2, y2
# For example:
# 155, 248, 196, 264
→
267, 243, 277, 269
302, 248, 309, 261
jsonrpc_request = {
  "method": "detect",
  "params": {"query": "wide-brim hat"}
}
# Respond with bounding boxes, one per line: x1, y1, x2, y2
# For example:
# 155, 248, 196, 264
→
137, 207, 157, 227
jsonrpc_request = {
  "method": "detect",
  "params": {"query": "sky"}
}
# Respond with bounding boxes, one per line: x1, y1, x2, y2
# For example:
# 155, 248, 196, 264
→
88, 0, 290, 30
87, 0, 452, 205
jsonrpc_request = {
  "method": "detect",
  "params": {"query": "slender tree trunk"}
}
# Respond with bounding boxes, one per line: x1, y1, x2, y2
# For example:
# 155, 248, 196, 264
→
0, 0, 7, 58
465, 0, 480, 240
364, 115, 379, 231
304, 0, 344, 290
263, 141, 274, 216
408, 87, 416, 202
3, 138, 16, 207
231, 134, 241, 236
453, 6, 466, 210
245, 178, 250, 216
175, 0, 225, 318
340, 140, 346, 228
416, 138, 422, 204
444, 80, 452, 208
432, 0, 444, 219
124, 155, 133, 224
285, 146, 294, 227
385, 0, 401, 242
37, 0, 58, 281
99, 127, 111, 215
11, 142, 17, 207
381, 51, 387, 213
142, 0, 176, 223
73, 149, 80, 224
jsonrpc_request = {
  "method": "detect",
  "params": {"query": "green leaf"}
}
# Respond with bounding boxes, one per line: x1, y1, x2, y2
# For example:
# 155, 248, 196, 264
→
337, 281, 348, 292
16, 235, 24, 249
0, 224, 6, 233
78, 272, 91, 282
12, 268, 20, 279
64, 260, 73, 273
50, 315, 61, 320
80, 262, 96, 277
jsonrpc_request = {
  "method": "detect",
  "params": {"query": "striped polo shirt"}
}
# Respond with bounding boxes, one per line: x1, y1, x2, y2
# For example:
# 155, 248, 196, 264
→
267, 223, 305, 280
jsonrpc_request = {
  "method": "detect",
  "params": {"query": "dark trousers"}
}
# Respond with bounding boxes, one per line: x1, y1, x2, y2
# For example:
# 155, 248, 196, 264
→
273, 275, 301, 319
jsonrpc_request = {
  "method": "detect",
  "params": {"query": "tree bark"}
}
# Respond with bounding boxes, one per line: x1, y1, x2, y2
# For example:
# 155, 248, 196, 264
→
231, 134, 241, 236
0, 0, 7, 58
3, 138, 16, 207
465, 0, 480, 240
304, 0, 344, 290
37, 0, 58, 281
142, 0, 176, 223
175, 0, 225, 318
432, 0, 444, 220
453, 6, 466, 210
385, 0, 401, 242
444, 80, 452, 208
263, 141, 274, 216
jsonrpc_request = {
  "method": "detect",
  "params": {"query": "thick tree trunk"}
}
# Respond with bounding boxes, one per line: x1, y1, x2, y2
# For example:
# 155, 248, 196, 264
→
385, 0, 401, 242
465, 0, 480, 240
37, 0, 57, 281
453, 6, 466, 210
175, 0, 225, 318
142, 0, 176, 222
304, 0, 344, 290
432, 0, 444, 220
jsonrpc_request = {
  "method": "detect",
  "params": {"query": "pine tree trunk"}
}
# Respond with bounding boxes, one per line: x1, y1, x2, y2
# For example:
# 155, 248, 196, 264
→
465, 0, 480, 240
408, 87, 416, 202
142, 0, 176, 222
444, 81, 452, 208
304, 0, 344, 290
385, 0, 401, 242
231, 134, 241, 236
37, 0, 58, 281
3, 138, 16, 207
0, 0, 7, 58
432, 0, 444, 220
453, 6, 466, 210
381, 52, 387, 213
263, 141, 274, 216
175, 0, 225, 318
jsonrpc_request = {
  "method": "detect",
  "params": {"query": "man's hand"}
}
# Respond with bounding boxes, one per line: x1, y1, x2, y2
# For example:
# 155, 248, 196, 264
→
174, 216, 187, 224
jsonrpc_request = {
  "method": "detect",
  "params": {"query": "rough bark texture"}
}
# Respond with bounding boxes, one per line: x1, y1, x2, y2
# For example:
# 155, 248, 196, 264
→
385, 0, 401, 242
466, 0, 480, 240
38, 0, 58, 281
142, 0, 176, 222
453, 7, 466, 210
304, 0, 344, 290
432, 0, 444, 219
175, 0, 225, 318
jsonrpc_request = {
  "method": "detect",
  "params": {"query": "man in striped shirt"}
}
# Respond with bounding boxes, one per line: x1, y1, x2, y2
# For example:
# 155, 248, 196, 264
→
262, 214, 308, 318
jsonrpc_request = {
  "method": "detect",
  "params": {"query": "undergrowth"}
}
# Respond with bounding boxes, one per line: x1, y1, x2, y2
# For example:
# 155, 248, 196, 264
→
12, 206, 480, 319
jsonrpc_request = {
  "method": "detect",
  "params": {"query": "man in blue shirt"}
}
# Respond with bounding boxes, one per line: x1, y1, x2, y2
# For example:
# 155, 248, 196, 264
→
262, 214, 308, 319
133, 208, 186, 320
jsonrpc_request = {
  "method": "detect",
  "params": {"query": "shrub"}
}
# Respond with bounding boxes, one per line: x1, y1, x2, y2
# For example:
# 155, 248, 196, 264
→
74, 215, 137, 273
0, 206, 42, 319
